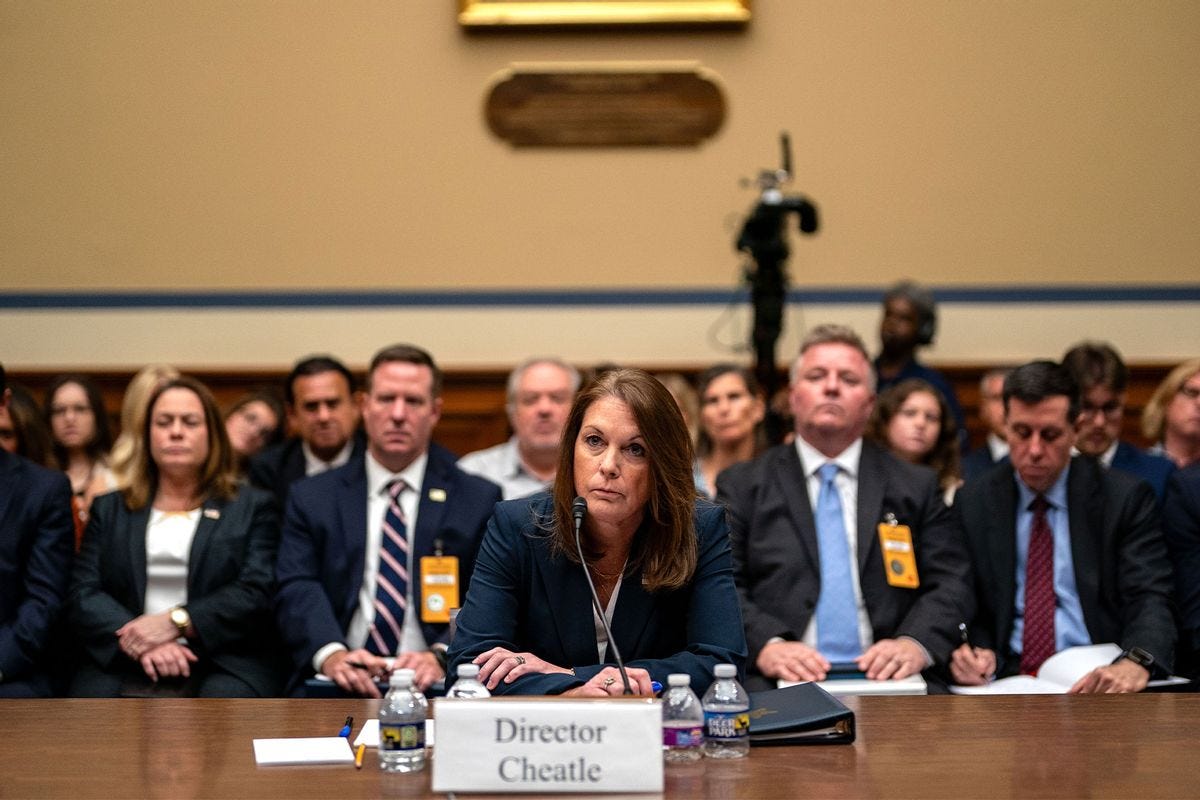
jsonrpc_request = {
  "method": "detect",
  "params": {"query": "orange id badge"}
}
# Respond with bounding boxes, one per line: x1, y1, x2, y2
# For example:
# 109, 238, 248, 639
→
420, 555, 460, 623
878, 520, 919, 588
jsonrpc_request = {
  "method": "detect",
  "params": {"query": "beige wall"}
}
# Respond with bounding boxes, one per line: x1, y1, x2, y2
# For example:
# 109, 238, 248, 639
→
2, 1, 1198, 368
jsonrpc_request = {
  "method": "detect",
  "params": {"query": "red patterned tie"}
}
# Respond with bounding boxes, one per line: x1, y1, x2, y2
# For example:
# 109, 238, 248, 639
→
1020, 494, 1055, 674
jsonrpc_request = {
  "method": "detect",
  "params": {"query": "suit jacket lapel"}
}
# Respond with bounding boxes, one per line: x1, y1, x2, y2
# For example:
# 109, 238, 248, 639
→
186, 497, 227, 596
0, 452, 19, 529
340, 459, 369, 609
856, 444, 886, 572
1066, 460, 1102, 633
414, 453, 451, 563
988, 465, 1019, 645
777, 446, 820, 570
534, 547, 598, 665
608, 562, 654, 663
127, 504, 152, 607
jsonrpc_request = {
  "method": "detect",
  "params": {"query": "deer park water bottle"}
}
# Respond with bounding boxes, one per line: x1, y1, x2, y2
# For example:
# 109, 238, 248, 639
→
661, 673, 704, 762
701, 663, 750, 759
378, 669, 427, 772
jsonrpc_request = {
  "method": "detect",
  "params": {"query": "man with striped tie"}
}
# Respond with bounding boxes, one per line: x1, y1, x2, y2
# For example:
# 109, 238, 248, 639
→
952, 360, 1175, 692
275, 344, 502, 697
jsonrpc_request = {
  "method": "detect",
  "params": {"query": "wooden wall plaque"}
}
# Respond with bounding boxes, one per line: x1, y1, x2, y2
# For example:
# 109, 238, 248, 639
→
484, 62, 725, 146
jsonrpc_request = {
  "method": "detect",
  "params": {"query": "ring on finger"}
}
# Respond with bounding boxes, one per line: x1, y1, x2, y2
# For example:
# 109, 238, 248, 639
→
603, 676, 616, 687
514, 655, 526, 666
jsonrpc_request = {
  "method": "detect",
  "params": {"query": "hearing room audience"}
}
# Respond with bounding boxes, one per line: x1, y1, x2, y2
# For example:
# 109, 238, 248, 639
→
0, 382, 55, 468
868, 378, 962, 505
43, 375, 117, 546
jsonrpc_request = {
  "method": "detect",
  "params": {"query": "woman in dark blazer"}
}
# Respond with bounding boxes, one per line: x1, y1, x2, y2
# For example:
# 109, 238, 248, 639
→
69, 376, 284, 697
447, 368, 747, 696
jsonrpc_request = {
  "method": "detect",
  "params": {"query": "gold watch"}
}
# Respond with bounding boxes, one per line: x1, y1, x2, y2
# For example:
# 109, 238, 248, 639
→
169, 606, 191, 636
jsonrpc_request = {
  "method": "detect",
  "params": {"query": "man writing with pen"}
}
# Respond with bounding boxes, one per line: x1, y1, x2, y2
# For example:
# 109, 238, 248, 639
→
952, 360, 1175, 692
274, 344, 502, 696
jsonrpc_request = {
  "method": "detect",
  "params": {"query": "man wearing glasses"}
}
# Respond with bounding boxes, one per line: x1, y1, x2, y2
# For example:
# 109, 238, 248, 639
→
1061, 342, 1175, 502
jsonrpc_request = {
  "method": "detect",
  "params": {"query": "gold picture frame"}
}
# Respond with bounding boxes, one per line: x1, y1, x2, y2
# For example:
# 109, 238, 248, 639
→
458, 1, 751, 28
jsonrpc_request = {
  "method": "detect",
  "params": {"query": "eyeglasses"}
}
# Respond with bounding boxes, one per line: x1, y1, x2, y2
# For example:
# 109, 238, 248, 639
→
1079, 401, 1122, 419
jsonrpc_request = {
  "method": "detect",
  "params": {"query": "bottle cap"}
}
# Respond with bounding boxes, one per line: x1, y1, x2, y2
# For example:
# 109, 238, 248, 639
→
457, 663, 481, 679
713, 663, 737, 678
390, 669, 413, 687
667, 673, 690, 687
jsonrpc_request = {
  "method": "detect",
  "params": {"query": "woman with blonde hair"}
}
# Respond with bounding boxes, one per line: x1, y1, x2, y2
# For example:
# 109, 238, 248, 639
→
1143, 358, 1200, 469
69, 376, 283, 697
110, 364, 180, 489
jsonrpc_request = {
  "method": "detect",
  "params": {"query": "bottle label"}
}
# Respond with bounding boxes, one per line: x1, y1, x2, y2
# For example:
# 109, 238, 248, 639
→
704, 710, 749, 741
663, 725, 704, 748
380, 721, 426, 752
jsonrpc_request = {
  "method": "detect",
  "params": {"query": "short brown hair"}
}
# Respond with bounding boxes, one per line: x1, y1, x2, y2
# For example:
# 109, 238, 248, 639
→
790, 324, 876, 391
122, 376, 239, 509
549, 368, 698, 592
366, 344, 442, 397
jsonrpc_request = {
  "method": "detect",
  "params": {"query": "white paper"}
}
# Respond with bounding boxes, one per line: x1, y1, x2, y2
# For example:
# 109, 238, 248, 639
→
252, 736, 355, 766
354, 718, 435, 748
949, 643, 1122, 695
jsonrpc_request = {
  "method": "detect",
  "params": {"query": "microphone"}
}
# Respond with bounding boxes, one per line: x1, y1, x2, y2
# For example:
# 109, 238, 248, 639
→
571, 496, 633, 696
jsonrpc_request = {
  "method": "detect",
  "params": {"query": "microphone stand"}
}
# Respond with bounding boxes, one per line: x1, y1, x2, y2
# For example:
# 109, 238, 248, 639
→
572, 497, 632, 696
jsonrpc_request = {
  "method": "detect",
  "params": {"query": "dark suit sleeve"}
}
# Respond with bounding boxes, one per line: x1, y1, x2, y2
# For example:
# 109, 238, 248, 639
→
1164, 469, 1200, 651
1113, 479, 1176, 668
187, 491, 281, 652
273, 485, 350, 673
69, 494, 140, 669
0, 471, 73, 680
717, 462, 797, 665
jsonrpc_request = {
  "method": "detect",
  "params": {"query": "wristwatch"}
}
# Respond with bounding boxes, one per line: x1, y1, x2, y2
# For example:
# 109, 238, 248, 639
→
1113, 646, 1154, 672
169, 606, 191, 636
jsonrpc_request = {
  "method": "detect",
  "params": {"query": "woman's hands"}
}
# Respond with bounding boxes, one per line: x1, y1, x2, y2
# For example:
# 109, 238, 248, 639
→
139, 642, 198, 681
561, 666, 655, 697
474, 647, 573, 690
117, 612, 180, 660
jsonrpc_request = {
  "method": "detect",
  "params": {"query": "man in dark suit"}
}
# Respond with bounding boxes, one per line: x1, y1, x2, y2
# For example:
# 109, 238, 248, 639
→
248, 355, 365, 509
952, 361, 1174, 692
0, 364, 75, 697
718, 324, 972, 691
275, 344, 502, 697
1163, 463, 1200, 678
1061, 341, 1174, 501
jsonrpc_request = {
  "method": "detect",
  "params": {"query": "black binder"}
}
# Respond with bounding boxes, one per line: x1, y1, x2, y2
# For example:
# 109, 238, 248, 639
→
747, 682, 856, 745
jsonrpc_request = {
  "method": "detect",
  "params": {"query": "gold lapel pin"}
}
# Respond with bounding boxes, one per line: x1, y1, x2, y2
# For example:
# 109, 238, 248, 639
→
428, 488, 447, 503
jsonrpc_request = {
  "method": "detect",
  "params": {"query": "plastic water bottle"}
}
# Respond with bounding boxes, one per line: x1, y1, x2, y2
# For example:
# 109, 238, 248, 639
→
447, 663, 491, 699
661, 673, 704, 762
378, 669, 427, 772
701, 663, 750, 759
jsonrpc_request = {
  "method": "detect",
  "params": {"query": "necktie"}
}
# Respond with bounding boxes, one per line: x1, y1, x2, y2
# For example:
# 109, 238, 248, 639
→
368, 478, 409, 656
1020, 494, 1056, 675
814, 463, 862, 661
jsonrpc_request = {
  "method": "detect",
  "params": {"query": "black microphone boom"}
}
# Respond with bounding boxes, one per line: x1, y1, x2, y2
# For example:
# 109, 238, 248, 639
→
571, 496, 633, 696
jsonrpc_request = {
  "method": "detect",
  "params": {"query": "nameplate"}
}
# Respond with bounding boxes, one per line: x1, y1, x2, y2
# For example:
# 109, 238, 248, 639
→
484, 62, 725, 147
431, 698, 663, 794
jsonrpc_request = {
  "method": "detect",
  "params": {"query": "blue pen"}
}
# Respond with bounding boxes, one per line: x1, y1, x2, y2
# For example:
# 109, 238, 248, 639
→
338, 715, 353, 738
651, 681, 662, 695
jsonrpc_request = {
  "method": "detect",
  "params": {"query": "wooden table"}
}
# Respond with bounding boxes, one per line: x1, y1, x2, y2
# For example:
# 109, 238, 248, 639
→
1, 695, 1194, 798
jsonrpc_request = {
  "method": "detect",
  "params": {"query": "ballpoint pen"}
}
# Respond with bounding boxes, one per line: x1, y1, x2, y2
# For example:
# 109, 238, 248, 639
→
339, 715, 353, 738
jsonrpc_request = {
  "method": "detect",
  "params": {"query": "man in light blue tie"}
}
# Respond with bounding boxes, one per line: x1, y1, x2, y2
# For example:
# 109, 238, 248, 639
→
718, 324, 972, 691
